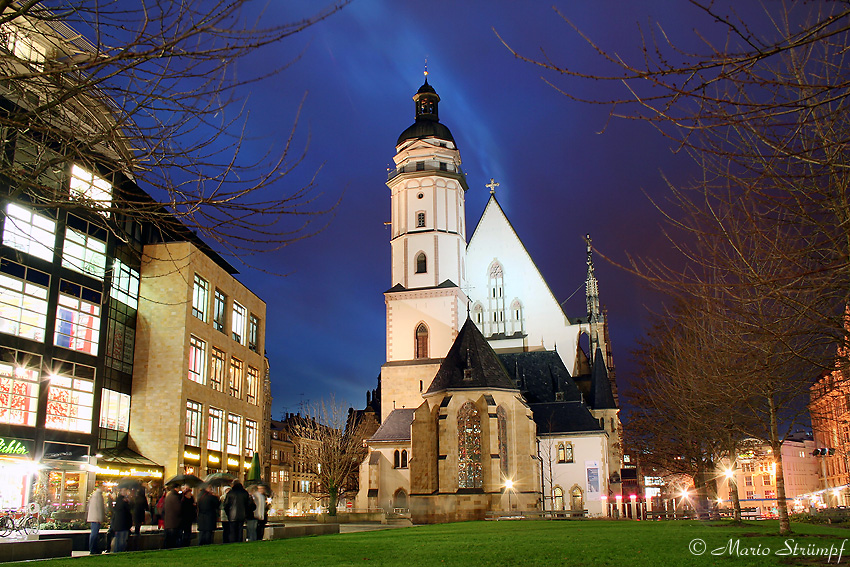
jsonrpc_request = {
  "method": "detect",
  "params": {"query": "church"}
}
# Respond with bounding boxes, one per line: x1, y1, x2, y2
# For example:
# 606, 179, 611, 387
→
356, 76, 622, 523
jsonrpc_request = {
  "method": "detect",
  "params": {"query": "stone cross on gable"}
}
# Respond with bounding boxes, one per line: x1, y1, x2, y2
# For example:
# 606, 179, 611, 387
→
486, 178, 499, 195
460, 281, 475, 316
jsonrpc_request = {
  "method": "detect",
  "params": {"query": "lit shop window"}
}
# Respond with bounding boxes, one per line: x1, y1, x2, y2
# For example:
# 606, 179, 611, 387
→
245, 419, 258, 457
207, 407, 223, 451
210, 347, 225, 392
192, 275, 208, 321
99, 389, 130, 432
232, 302, 246, 344
54, 280, 101, 355
45, 373, 94, 433
0, 361, 39, 426
62, 226, 106, 279
69, 165, 112, 216
188, 336, 207, 385
0, 259, 48, 342
246, 365, 259, 405
110, 260, 139, 309
2, 202, 55, 261
185, 400, 202, 446
226, 414, 242, 454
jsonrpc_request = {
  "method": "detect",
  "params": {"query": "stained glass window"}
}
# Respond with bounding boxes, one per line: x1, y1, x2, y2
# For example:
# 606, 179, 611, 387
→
497, 406, 508, 478
457, 401, 482, 489
415, 323, 428, 359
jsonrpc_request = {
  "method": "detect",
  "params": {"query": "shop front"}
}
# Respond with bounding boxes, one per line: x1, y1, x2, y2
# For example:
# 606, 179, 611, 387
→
40, 441, 91, 515
94, 447, 164, 488
182, 445, 201, 476
206, 450, 222, 476
0, 436, 37, 510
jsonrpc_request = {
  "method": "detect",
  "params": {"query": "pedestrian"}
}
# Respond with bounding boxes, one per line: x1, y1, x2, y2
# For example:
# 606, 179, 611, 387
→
156, 489, 167, 528
162, 484, 182, 548
86, 484, 106, 555
246, 486, 258, 541
223, 481, 254, 543
180, 485, 197, 546
132, 486, 149, 537
250, 485, 268, 541
220, 486, 231, 544
196, 486, 221, 545
110, 488, 133, 552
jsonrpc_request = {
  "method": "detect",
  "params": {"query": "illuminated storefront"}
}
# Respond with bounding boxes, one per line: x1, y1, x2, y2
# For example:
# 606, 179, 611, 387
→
94, 448, 163, 487
0, 436, 36, 509
41, 441, 90, 513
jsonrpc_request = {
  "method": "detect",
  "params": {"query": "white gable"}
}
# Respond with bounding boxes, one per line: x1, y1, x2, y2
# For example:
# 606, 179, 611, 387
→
466, 196, 581, 373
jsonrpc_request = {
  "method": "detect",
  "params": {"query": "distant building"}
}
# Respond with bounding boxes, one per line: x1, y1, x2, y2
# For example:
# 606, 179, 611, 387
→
268, 419, 294, 513
810, 367, 850, 504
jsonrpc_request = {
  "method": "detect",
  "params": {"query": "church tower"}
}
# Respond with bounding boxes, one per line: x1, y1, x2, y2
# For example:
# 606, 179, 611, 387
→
381, 76, 469, 421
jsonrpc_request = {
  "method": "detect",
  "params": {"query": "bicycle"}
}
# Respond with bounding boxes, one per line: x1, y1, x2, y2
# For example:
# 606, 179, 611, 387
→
0, 503, 40, 537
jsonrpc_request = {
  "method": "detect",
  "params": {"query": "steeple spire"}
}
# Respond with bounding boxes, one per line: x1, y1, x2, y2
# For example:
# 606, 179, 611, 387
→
585, 234, 601, 324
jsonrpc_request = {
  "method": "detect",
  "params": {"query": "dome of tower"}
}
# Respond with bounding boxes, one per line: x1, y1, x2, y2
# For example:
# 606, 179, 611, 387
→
396, 78, 455, 146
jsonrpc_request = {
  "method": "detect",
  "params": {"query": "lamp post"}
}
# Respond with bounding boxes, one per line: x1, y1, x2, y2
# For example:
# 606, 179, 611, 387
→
505, 479, 513, 512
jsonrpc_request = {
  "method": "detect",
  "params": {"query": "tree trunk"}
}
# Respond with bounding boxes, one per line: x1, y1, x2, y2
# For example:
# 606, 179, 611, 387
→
328, 486, 338, 517
729, 446, 742, 523
769, 395, 791, 534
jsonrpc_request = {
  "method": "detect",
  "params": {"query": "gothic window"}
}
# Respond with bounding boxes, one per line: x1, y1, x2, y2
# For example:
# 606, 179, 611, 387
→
510, 299, 523, 335
570, 486, 584, 511
564, 443, 574, 463
393, 450, 400, 469
472, 302, 484, 326
415, 323, 429, 359
401, 449, 408, 468
488, 261, 505, 335
557, 442, 566, 463
416, 212, 425, 228
415, 252, 427, 274
553, 486, 564, 510
458, 401, 482, 489
497, 406, 508, 479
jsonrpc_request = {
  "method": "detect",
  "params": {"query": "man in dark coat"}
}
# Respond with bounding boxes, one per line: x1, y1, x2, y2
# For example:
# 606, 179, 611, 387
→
223, 481, 254, 543
162, 485, 183, 548
110, 488, 133, 552
132, 487, 149, 537
179, 485, 197, 546
196, 486, 221, 545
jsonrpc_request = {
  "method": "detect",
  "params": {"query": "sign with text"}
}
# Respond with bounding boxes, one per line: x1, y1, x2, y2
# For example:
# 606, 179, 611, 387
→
0, 437, 34, 457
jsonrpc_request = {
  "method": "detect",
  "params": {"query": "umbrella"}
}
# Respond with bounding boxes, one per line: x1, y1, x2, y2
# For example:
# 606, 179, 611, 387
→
203, 472, 235, 487
165, 474, 203, 488
246, 452, 261, 483
116, 479, 142, 491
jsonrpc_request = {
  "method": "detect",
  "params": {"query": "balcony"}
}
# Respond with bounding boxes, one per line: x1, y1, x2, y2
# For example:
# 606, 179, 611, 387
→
387, 160, 466, 184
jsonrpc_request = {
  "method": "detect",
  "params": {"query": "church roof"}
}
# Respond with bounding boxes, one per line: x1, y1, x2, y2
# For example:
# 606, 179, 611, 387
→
531, 402, 604, 434
426, 318, 518, 394
498, 351, 584, 404
370, 408, 415, 442
590, 348, 617, 410
385, 279, 457, 294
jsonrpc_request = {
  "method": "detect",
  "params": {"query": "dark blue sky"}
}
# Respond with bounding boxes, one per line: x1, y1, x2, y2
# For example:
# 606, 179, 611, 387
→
225, 1, 732, 417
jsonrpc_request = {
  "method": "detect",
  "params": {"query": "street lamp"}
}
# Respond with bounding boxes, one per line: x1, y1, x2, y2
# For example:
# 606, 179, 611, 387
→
505, 479, 514, 511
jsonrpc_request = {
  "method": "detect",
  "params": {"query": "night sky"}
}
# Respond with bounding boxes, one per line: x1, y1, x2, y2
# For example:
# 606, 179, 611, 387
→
224, 1, 734, 418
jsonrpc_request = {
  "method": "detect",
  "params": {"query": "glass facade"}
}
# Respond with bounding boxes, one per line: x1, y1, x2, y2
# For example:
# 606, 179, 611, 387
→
54, 280, 101, 355
3, 202, 55, 261
0, 259, 49, 342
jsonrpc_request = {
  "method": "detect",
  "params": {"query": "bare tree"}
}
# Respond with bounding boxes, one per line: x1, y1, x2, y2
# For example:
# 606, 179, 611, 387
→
0, 1, 347, 262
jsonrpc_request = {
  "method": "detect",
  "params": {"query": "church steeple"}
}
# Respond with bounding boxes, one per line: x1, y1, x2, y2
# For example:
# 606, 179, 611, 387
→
396, 76, 455, 146
414, 77, 440, 121
585, 234, 601, 324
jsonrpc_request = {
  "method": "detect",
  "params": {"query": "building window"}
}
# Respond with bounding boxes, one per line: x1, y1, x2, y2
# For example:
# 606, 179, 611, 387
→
229, 357, 243, 398
282, 470, 289, 482
185, 400, 202, 446
564, 443, 574, 463
0, 359, 39, 426
110, 260, 139, 309
554, 487, 564, 510
3, 202, 55, 261
232, 302, 246, 344
62, 226, 106, 279
394, 450, 400, 469
401, 449, 408, 468
497, 406, 508, 478
207, 407, 223, 451
226, 414, 242, 454
210, 347, 225, 392
0, 259, 49, 342
248, 315, 260, 353
472, 302, 483, 325
271, 471, 278, 483
763, 475, 772, 486
246, 365, 259, 405
70, 164, 112, 216
188, 336, 207, 385
99, 389, 130, 432
245, 419, 258, 457
272, 449, 279, 461
746, 490, 755, 499
45, 362, 95, 433
213, 290, 227, 333
745, 475, 753, 486
2, 23, 46, 70
415, 323, 428, 359
415, 252, 426, 274
557, 442, 566, 463
458, 401, 482, 489
416, 211, 425, 228
55, 280, 101, 355
192, 275, 208, 321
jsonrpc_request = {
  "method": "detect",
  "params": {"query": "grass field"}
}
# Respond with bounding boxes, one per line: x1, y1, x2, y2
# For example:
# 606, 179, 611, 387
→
39, 520, 850, 566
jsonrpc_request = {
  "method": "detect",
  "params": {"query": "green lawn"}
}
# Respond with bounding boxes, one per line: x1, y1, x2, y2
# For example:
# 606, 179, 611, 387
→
40, 520, 850, 566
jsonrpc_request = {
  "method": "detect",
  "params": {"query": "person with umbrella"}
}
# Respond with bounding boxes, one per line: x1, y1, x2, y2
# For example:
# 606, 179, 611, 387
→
162, 483, 182, 548
223, 481, 254, 543
179, 484, 197, 546
196, 484, 220, 545
110, 488, 133, 552
132, 484, 149, 538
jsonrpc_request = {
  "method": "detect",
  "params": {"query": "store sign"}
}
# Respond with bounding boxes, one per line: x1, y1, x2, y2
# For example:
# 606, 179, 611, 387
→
43, 441, 89, 462
183, 450, 201, 461
0, 437, 34, 456
207, 451, 222, 465
94, 466, 164, 479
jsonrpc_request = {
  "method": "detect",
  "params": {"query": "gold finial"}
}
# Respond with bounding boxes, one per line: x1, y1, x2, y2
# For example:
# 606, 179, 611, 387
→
486, 178, 499, 195
424, 57, 428, 78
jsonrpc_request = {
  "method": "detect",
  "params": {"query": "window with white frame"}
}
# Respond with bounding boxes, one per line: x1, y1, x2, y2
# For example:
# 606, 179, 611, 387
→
185, 400, 202, 446
210, 347, 225, 391
226, 413, 242, 454
0, 360, 39, 427
192, 275, 208, 321
54, 280, 101, 355
213, 290, 226, 332
110, 259, 139, 309
62, 226, 106, 279
229, 357, 243, 398
246, 365, 259, 405
232, 302, 246, 344
99, 389, 130, 432
188, 336, 206, 385
0, 259, 49, 342
245, 419, 258, 456
2, 23, 46, 70
207, 407, 223, 451
70, 164, 112, 216
3, 202, 55, 261
271, 470, 278, 483
45, 371, 94, 433
248, 314, 260, 353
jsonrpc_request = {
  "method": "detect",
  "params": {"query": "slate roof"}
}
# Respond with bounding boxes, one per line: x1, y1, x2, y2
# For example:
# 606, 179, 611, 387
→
385, 279, 457, 294
531, 402, 604, 434
425, 318, 517, 394
590, 348, 617, 410
498, 351, 584, 404
370, 408, 415, 442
